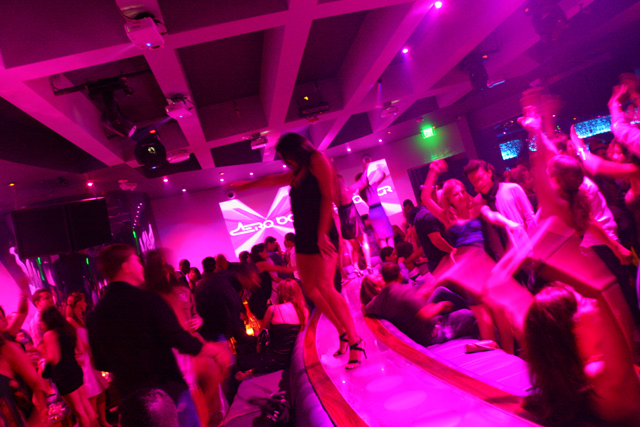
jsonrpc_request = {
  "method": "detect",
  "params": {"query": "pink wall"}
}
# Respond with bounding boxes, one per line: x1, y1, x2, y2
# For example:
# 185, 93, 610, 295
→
151, 121, 468, 268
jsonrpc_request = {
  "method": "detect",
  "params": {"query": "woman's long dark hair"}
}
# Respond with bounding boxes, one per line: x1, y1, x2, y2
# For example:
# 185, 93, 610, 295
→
143, 250, 173, 294
548, 155, 591, 233
275, 133, 315, 168
250, 244, 266, 264
41, 306, 77, 342
522, 286, 592, 425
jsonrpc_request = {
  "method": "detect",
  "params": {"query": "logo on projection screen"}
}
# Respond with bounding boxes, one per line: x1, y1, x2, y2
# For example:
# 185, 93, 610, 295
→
219, 159, 402, 257
220, 186, 295, 257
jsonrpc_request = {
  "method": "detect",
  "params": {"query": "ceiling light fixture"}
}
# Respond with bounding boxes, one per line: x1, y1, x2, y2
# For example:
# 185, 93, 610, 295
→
347, 148, 352, 152
434, 1, 443, 9
8, 182, 15, 187
402, 48, 409, 54
244, 133, 268, 150
124, 16, 165, 50
87, 181, 94, 187
163, 178, 169, 183
181, 188, 187, 193
165, 95, 194, 119
135, 133, 167, 169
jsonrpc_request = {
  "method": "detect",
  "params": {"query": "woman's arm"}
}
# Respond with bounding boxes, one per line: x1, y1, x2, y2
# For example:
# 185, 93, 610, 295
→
587, 220, 631, 265
609, 84, 640, 158
260, 306, 274, 330
351, 161, 371, 193
428, 232, 455, 253
7, 293, 28, 337
4, 342, 48, 417
480, 205, 520, 229
42, 330, 60, 365
257, 261, 295, 274
230, 171, 293, 192
571, 125, 640, 180
310, 152, 338, 258
420, 160, 447, 224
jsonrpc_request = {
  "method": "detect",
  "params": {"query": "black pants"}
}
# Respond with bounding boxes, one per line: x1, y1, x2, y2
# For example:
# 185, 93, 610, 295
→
591, 244, 640, 324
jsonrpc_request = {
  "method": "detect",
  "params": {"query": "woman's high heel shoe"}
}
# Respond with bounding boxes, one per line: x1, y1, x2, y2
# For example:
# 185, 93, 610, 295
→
346, 339, 367, 370
333, 333, 349, 357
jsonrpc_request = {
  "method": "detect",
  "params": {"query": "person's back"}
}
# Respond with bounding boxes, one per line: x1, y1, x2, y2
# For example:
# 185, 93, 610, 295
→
89, 282, 199, 402
363, 282, 431, 345
195, 272, 245, 342
88, 244, 204, 410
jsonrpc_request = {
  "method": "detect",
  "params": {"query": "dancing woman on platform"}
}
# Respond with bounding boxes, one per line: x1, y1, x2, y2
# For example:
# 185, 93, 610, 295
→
231, 133, 364, 369
334, 174, 372, 276
354, 159, 395, 249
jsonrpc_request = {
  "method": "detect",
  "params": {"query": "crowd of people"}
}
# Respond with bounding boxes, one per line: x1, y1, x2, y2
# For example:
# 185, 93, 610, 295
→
2, 77, 640, 427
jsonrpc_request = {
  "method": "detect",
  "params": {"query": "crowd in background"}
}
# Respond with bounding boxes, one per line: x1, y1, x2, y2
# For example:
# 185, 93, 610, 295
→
1, 75, 640, 427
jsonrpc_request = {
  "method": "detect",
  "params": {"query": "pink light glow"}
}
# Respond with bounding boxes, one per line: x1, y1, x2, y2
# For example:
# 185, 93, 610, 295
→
220, 178, 224, 182
402, 48, 409, 54
181, 188, 187, 193
87, 181, 94, 187
347, 148, 352, 152
434, 1, 443, 9
163, 178, 169, 183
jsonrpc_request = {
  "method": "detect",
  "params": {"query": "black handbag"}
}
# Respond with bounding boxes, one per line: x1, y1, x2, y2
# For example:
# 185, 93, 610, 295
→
257, 328, 270, 350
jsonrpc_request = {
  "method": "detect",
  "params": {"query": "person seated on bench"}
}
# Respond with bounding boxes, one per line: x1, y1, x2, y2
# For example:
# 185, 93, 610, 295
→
236, 280, 309, 381
361, 263, 478, 347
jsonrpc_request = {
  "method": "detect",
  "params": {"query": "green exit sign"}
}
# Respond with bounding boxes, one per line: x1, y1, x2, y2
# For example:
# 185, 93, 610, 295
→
422, 127, 435, 138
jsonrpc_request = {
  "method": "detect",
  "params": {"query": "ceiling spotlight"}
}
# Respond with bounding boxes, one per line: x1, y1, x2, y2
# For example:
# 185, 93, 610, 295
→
8, 182, 15, 187
250, 172, 254, 176
101, 90, 137, 138
163, 177, 169, 183
87, 181, 94, 187
402, 48, 409, 54
181, 188, 187, 193
135, 134, 167, 169
379, 139, 383, 142
220, 178, 224, 182
124, 17, 165, 50
283, 164, 287, 168
347, 148, 352, 152
434, 1, 443, 9
244, 133, 268, 150
165, 96, 193, 119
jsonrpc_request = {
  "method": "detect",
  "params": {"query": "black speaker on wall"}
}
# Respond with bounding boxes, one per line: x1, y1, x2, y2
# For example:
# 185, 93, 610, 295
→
12, 205, 72, 259
66, 198, 112, 251
12, 198, 112, 259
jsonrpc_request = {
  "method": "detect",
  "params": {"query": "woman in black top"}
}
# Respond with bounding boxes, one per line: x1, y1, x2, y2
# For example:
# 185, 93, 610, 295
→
231, 133, 364, 369
41, 306, 97, 427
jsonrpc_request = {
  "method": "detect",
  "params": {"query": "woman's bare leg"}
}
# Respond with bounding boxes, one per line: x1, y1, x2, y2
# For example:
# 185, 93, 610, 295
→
358, 234, 372, 270
297, 253, 363, 366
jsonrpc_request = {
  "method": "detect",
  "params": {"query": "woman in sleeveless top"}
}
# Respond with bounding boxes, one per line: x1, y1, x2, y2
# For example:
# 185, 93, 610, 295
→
235, 280, 309, 380
333, 174, 372, 276
40, 306, 96, 427
66, 293, 110, 427
421, 159, 521, 255
231, 133, 365, 369
353, 160, 395, 249
421, 160, 521, 352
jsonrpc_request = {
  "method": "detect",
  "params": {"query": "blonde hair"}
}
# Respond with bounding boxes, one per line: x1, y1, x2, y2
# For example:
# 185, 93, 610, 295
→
441, 179, 471, 226
276, 280, 308, 330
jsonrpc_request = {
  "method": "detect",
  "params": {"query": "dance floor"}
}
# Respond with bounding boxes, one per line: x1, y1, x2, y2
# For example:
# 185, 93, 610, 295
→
311, 278, 537, 427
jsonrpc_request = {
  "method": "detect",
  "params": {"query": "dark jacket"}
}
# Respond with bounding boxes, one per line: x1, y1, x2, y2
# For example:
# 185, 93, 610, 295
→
87, 281, 202, 403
